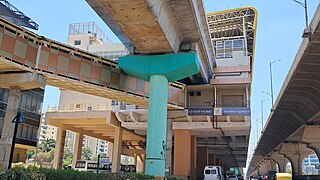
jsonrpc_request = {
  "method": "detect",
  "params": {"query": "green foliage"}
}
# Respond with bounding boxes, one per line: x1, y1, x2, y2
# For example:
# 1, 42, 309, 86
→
0, 167, 155, 180
82, 146, 92, 160
63, 149, 73, 169
26, 150, 36, 159
33, 150, 54, 166
39, 138, 56, 152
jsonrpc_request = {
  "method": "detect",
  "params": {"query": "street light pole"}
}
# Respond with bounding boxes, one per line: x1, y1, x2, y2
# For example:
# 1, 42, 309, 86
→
260, 99, 268, 133
256, 119, 260, 144
269, 60, 281, 108
293, 0, 308, 28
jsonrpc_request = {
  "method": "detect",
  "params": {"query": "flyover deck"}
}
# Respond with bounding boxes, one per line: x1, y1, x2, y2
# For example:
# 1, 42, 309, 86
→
0, 16, 185, 108
248, 4, 320, 175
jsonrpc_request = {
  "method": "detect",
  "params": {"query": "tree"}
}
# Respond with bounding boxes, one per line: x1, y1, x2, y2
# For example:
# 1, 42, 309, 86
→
82, 146, 92, 160
26, 149, 36, 159
63, 149, 73, 169
40, 138, 56, 152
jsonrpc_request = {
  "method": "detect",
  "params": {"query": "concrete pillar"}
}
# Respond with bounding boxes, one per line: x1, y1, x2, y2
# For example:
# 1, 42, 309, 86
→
72, 132, 83, 168
112, 126, 123, 172
284, 154, 306, 177
53, 127, 66, 169
191, 136, 197, 179
196, 147, 208, 179
280, 143, 311, 177
136, 154, 145, 173
273, 158, 288, 173
166, 119, 173, 176
174, 130, 192, 178
0, 87, 20, 169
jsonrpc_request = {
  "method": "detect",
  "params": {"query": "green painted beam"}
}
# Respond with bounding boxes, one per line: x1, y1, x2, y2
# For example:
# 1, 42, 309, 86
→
118, 52, 200, 82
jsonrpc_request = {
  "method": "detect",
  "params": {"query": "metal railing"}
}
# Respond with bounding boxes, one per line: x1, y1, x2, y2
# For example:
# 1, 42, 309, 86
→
47, 103, 144, 112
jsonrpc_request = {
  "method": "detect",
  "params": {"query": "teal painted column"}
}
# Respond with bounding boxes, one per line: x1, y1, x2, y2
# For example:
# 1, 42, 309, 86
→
145, 75, 168, 177
118, 53, 200, 177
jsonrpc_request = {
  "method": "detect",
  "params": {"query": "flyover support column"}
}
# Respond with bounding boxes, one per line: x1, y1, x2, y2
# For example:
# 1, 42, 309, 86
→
53, 127, 66, 169
280, 143, 311, 177
72, 132, 83, 168
0, 87, 20, 169
112, 126, 123, 172
273, 158, 288, 173
119, 53, 200, 177
145, 75, 168, 176
174, 130, 192, 178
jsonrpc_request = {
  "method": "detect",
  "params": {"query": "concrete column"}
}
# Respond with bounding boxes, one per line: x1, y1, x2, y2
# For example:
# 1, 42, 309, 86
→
174, 129, 192, 178
273, 158, 288, 173
112, 126, 123, 173
72, 132, 83, 168
145, 75, 168, 177
0, 87, 20, 169
53, 127, 66, 169
166, 119, 173, 176
196, 147, 208, 179
284, 154, 306, 177
280, 143, 311, 177
191, 136, 197, 179
137, 154, 145, 173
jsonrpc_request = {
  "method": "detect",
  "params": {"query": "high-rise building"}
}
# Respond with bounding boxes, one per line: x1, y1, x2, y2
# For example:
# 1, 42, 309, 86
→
41, 22, 130, 161
303, 153, 320, 175
0, 88, 44, 163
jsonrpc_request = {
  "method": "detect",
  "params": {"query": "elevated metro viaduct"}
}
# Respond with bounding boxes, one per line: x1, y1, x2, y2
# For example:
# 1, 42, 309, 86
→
0, 1, 257, 179
247, 4, 320, 179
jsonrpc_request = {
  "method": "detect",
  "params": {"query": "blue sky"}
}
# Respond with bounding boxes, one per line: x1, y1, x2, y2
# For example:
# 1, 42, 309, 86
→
8, 0, 319, 158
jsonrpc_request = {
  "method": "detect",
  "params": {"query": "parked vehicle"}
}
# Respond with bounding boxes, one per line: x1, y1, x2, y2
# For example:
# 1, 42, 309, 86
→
264, 171, 277, 180
227, 175, 238, 180
274, 173, 292, 180
204, 165, 223, 180
237, 174, 244, 180
74, 160, 111, 172
226, 171, 236, 180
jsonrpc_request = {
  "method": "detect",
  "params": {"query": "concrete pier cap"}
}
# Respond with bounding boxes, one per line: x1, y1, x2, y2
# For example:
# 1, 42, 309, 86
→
118, 52, 200, 82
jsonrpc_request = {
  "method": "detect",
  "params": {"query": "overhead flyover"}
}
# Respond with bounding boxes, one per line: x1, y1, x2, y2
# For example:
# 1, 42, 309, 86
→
247, 4, 320, 177
0, 16, 185, 108
86, 0, 215, 85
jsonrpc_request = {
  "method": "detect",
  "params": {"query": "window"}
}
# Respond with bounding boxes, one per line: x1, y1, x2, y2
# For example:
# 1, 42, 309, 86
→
189, 92, 194, 96
222, 95, 244, 107
196, 92, 201, 96
75, 161, 86, 168
74, 40, 81, 45
211, 170, 217, 174
205, 170, 210, 174
225, 40, 232, 49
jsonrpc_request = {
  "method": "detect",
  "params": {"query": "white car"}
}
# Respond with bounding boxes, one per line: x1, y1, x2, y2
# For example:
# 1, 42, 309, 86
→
204, 165, 223, 180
